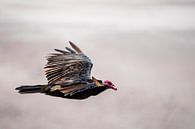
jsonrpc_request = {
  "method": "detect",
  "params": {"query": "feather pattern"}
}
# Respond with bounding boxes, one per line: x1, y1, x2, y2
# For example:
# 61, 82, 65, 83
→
44, 42, 93, 86
15, 42, 116, 99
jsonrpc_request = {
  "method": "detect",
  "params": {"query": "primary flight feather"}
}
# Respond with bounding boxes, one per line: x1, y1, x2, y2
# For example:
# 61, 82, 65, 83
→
16, 41, 117, 99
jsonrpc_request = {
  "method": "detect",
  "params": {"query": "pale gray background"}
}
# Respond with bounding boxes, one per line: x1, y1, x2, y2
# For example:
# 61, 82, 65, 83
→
0, 0, 195, 129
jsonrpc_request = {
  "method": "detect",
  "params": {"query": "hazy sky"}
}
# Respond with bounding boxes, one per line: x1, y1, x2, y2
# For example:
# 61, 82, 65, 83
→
0, 0, 195, 129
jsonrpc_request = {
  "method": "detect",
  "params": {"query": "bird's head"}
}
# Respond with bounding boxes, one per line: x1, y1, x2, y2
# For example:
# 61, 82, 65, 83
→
103, 80, 117, 91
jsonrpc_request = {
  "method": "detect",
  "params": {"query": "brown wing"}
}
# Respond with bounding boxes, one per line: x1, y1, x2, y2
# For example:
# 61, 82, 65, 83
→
44, 41, 93, 86
47, 83, 98, 99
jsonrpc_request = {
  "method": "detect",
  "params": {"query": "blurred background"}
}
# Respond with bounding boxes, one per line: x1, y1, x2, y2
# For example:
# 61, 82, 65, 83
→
0, 0, 195, 129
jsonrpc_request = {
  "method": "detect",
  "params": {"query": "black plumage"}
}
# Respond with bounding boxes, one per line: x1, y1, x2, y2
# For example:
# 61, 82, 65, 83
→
15, 41, 117, 100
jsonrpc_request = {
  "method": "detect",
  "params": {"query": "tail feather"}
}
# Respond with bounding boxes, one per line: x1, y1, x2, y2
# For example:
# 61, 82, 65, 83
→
15, 85, 46, 94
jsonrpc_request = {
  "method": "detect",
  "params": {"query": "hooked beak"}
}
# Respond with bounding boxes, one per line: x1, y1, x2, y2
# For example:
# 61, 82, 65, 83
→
109, 85, 117, 91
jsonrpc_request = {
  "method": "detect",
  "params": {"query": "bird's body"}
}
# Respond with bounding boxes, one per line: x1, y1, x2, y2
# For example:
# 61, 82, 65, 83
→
48, 84, 107, 99
16, 42, 117, 100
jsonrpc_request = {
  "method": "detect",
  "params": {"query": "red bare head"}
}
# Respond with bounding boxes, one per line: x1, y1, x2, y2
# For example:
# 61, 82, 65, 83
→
103, 80, 117, 91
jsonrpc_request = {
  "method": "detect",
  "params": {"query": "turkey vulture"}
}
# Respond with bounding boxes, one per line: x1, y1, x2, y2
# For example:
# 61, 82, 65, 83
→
15, 41, 117, 99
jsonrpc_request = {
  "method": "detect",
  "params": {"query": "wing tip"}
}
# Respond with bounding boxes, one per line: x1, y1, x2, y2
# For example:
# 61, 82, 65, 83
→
54, 49, 68, 54
68, 41, 83, 53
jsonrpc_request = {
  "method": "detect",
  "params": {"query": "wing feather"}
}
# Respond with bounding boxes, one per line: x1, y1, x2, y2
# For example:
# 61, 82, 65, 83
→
44, 42, 93, 86
69, 41, 83, 53
54, 49, 69, 54
65, 47, 76, 53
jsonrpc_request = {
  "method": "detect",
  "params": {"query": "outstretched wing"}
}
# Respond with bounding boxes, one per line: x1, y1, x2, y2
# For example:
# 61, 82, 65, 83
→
44, 41, 93, 86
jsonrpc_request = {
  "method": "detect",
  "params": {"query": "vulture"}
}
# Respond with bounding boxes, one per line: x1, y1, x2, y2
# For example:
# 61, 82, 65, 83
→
15, 41, 117, 99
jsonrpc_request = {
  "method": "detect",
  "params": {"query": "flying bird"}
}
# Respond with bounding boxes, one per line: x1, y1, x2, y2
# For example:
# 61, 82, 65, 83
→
15, 41, 117, 99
